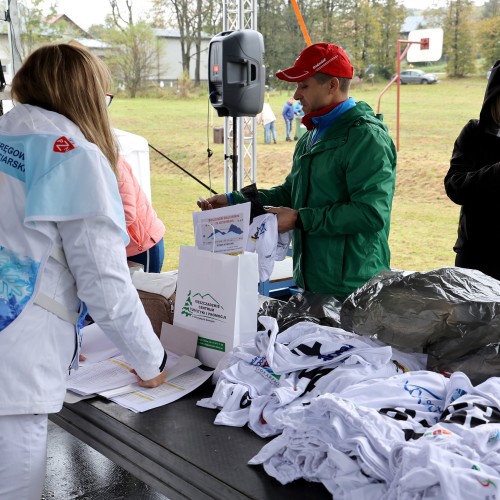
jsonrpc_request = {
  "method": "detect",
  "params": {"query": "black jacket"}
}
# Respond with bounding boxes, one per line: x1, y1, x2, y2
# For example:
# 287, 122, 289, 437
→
444, 59, 500, 279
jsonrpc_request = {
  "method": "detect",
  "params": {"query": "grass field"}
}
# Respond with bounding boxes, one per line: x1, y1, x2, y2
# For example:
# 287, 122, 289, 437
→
109, 76, 487, 273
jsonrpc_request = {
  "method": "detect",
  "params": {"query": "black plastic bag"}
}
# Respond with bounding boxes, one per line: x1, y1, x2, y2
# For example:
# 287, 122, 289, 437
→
427, 343, 500, 384
340, 267, 500, 382
259, 291, 342, 331
240, 183, 267, 221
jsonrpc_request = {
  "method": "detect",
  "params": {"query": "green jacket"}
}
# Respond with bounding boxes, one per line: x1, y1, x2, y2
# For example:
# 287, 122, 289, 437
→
234, 101, 397, 300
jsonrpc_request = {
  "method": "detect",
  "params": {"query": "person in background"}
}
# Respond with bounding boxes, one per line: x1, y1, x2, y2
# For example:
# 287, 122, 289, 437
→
444, 59, 500, 280
0, 44, 167, 500
117, 156, 166, 273
256, 102, 277, 144
198, 42, 397, 301
293, 100, 305, 140
282, 97, 295, 142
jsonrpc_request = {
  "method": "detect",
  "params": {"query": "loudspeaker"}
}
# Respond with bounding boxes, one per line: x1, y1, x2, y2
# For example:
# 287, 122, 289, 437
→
208, 30, 265, 117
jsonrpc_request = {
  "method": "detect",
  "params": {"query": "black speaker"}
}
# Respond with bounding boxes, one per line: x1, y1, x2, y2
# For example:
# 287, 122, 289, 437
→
208, 30, 265, 117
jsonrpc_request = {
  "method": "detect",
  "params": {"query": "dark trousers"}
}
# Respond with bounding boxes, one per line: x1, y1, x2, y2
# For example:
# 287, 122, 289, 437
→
128, 238, 165, 273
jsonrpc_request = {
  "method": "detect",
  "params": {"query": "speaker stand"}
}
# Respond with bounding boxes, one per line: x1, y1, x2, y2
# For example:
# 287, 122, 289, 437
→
231, 116, 239, 191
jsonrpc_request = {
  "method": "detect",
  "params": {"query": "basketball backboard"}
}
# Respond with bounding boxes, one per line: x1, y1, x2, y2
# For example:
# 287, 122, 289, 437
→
407, 28, 443, 63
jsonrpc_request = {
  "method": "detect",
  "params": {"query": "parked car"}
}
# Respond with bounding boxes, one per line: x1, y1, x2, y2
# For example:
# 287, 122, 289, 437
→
396, 69, 438, 84
487, 66, 492, 80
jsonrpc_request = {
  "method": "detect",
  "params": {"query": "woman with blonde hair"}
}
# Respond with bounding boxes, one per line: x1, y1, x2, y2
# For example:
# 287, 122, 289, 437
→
0, 44, 167, 499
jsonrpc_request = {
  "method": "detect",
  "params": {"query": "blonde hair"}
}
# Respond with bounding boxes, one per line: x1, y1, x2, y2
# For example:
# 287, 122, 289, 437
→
11, 44, 118, 175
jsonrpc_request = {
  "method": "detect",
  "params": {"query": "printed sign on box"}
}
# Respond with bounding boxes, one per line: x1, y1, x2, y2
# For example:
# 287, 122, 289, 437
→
173, 246, 259, 368
193, 202, 250, 254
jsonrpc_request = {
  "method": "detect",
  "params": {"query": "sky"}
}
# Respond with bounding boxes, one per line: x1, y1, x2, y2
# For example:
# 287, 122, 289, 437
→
44, 0, 153, 30
46, 0, 485, 30
404, 0, 484, 8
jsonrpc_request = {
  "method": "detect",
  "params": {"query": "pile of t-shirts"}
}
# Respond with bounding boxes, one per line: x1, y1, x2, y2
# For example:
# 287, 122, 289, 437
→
250, 372, 500, 499
198, 316, 427, 438
199, 316, 500, 499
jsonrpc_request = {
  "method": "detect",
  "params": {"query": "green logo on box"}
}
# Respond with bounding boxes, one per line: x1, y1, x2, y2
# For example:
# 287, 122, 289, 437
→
181, 290, 227, 323
198, 337, 226, 352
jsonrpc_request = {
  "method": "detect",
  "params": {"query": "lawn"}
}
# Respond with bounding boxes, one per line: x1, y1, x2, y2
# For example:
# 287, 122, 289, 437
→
109, 76, 487, 273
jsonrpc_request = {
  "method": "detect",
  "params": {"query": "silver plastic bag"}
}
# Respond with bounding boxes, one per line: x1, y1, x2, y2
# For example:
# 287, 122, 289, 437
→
341, 267, 500, 383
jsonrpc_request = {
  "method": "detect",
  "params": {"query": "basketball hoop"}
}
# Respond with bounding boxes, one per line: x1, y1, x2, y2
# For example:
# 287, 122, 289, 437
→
376, 28, 444, 150
407, 28, 444, 63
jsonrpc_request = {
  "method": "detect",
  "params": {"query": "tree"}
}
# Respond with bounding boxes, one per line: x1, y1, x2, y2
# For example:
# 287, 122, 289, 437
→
101, 0, 159, 97
444, 0, 475, 77
258, 0, 309, 84
18, 0, 62, 58
476, 15, 500, 68
258, 0, 407, 85
348, 0, 382, 77
152, 0, 220, 87
482, 0, 500, 17
422, 5, 447, 28
193, 0, 203, 85
313, 0, 347, 43
374, 0, 407, 78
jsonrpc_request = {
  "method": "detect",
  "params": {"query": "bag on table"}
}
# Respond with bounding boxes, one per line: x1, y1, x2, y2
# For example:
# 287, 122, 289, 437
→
173, 246, 259, 368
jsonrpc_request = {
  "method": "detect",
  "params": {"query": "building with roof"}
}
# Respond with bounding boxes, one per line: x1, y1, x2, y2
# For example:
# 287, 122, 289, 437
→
154, 28, 211, 86
0, 13, 211, 88
67, 38, 113, 59
47, 13, 90, 39
401, 15, 427, 36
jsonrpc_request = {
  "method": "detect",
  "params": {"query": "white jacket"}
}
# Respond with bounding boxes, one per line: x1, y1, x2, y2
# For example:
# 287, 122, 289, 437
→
256, 103, 277, 127
0, 105, 165, 415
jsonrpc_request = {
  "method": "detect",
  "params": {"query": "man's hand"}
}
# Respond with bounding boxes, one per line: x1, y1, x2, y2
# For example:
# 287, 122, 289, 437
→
197, 194, 229, 210
265, 206, 299, 232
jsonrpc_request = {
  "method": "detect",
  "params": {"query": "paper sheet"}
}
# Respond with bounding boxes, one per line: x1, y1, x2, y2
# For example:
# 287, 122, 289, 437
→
66, 355, 137, 396
193, 202, 250, 254
98, 355, 201, 398
67, 350, 197, 396
66, 321, 213, 411
109, 367, 213, 413
80, 323, 121, 363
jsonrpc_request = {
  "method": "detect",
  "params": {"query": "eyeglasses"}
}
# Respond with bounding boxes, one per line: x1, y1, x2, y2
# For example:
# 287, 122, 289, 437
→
105, 93, 114, 107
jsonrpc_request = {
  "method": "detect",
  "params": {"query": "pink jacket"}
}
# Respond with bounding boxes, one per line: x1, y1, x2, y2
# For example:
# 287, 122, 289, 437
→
117, 157, 166, 257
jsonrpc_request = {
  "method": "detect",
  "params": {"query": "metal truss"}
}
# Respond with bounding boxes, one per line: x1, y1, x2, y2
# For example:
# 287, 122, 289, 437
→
222, 0, 258, 192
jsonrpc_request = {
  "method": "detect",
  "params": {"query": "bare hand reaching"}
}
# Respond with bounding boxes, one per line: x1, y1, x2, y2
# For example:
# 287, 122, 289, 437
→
197, 194, 229, 210
265, 206, 299, 232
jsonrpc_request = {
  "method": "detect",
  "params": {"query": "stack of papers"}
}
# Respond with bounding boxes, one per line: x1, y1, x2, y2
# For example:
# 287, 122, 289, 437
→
105, 366, 212, 412
67, 322, 213, 412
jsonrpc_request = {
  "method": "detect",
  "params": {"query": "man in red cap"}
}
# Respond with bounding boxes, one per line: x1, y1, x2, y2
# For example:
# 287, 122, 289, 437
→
199, 42, 397, 301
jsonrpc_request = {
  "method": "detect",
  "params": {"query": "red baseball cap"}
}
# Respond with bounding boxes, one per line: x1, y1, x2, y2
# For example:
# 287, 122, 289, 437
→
275, 43, 354, 82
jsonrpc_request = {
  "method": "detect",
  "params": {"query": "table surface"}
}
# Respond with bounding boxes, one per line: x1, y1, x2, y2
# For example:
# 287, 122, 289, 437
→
51, 378, 330, 500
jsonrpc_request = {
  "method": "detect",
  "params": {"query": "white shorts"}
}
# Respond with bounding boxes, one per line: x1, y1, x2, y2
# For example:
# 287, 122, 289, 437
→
0, 414, 48, 500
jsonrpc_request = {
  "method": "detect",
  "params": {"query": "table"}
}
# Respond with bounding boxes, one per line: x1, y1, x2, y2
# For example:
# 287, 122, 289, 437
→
258, 258, 296, 298
50, 379, 329, 500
